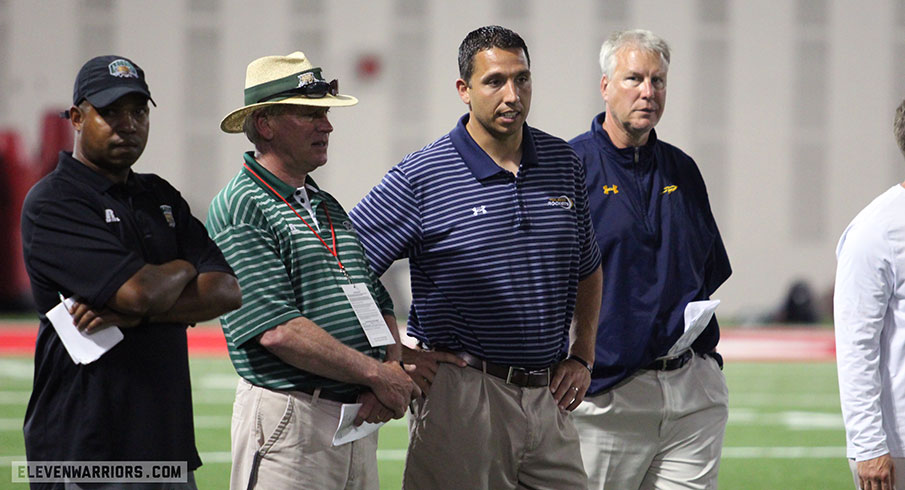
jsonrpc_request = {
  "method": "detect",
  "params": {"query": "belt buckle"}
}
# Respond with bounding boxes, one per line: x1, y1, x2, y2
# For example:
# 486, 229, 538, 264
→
535, 368, 551, 386
506, 366, 517, 384
506, 366, 531, 385
675, 350, 691, 368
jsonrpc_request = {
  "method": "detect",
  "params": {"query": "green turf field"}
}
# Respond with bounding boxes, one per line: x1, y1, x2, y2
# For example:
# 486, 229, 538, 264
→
0, 357, 852, 489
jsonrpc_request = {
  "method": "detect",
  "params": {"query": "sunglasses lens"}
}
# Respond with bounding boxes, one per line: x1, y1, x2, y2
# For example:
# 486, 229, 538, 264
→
303, 80, 339, 98
303, 82, 328, 98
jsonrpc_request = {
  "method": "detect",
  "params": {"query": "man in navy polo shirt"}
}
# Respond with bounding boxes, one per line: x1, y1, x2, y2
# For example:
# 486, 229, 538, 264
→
569, 29, 732, 489
351, 25, 603, 489
20, 55, 241, 489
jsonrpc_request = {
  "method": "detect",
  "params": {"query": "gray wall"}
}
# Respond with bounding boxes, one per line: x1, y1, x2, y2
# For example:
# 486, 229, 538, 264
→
3, 0, 905, 320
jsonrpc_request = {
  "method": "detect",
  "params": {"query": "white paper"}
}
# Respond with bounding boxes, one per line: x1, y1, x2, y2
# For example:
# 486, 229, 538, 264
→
332, 403, 385, 446
664, 299, 720, 358
341, 283, 395, 348
46, 296, 123, 365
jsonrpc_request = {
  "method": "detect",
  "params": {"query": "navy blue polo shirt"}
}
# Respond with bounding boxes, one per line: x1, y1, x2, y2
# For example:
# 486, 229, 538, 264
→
351, 115, 601, 368
21, 151, 233, 470
570, 112, 731, 394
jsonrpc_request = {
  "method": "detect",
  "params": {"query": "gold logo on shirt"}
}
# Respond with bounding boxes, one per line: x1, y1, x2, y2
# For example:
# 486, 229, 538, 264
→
661, 185, 677, 195
602, 185, 619, 195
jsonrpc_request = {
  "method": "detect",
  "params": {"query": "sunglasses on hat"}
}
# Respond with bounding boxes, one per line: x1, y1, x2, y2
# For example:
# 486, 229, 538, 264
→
258, 79, 339, 103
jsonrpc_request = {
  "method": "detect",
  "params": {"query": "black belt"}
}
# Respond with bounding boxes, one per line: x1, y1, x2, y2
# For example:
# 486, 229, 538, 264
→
297, 385, 360, 404
644, 350, 694, 371
453, 351, 551, 388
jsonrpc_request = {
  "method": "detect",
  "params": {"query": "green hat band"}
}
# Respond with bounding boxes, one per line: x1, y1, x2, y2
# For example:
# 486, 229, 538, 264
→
244, 67, 325, 105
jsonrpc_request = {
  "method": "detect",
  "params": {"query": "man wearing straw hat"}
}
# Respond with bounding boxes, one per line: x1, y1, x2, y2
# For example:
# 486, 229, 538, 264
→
207, 52, 419, 490
350, 25, 602, 489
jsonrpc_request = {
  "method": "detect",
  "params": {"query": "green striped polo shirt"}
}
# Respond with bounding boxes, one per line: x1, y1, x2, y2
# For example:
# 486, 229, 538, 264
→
206, 152, 394, 395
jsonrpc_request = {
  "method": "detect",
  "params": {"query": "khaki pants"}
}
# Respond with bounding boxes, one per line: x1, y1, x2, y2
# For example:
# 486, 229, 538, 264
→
229, 379, 378, 490
403, 362, 587, 490
572, 354, 728, 490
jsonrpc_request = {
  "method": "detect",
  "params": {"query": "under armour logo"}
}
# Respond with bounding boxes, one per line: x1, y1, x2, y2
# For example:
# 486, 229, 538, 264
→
603, 185, 619, 195
104, 209, 120, 223
472, 206, 487, 216
662, 185, 677, 195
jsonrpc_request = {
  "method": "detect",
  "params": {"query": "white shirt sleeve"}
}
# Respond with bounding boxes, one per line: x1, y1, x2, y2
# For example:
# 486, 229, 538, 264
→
834, 213, 895, 461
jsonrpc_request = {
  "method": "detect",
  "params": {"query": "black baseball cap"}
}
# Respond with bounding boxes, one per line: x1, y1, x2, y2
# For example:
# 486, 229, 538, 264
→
72, 55, 156, 109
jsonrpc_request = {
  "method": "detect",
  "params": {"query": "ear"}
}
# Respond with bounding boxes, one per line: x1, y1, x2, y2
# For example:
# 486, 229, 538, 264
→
456, 78, 470, 106
68, 105, 83, 131
599, 74, 609, 102
254, 112, 275, 141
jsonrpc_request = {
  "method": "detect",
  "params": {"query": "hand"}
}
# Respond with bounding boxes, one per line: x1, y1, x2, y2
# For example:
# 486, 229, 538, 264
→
354, 391, 396, 426
549, 357, 592, 411
857, 453, 895, 490
68, 299, 142, 334
369, 360, 421, 419
401, 346, 466, 395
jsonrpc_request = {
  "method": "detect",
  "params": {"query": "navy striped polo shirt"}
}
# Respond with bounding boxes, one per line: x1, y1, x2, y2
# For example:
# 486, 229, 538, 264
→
350, 114, 601, 368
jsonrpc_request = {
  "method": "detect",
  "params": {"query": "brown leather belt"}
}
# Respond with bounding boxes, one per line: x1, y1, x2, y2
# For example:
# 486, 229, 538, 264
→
644, 349, 694, 371
453, 351, 551, 388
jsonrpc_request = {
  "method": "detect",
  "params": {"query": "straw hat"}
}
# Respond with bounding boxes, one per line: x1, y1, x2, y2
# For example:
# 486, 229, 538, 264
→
220, 51, 358, 133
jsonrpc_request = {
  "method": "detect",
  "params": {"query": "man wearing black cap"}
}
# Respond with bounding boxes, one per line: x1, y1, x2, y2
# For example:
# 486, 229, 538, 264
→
20, 55, 241, 489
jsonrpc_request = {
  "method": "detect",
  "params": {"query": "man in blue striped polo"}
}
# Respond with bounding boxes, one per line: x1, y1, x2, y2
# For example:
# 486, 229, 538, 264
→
350, 25, 603, 489
206, 52, 419, 490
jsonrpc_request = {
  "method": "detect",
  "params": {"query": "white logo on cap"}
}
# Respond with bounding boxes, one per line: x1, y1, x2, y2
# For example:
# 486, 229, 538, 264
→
108, 59, 139, 79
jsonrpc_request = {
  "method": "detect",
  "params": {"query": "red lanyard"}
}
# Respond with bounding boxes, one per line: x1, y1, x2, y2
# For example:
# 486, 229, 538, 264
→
243, 163, 350, 281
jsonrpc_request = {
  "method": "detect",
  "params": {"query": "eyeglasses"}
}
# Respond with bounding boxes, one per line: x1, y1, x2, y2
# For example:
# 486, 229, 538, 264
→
258, 79, 339, 103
